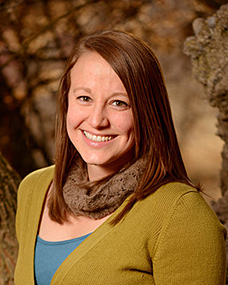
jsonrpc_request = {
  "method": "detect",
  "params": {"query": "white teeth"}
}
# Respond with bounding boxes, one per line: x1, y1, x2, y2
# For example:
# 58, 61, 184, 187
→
84, 131, 113, 142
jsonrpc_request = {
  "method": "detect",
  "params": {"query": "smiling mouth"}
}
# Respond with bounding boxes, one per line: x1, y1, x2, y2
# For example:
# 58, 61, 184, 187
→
83, 131, 114, 142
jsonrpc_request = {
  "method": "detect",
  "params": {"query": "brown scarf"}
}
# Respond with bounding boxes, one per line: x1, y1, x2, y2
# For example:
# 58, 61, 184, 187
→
63, 158, 146, 219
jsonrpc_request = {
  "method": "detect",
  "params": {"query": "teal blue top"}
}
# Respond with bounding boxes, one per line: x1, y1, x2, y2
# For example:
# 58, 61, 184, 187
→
34, 233, 91, 285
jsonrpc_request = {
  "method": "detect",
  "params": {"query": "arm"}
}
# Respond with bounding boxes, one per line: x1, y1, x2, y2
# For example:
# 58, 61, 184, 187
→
152, 192, 227, 284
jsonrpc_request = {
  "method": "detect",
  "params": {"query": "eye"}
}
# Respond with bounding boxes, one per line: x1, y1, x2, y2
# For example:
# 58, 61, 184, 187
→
77, 96, 91, 103
111, 100, 129, 108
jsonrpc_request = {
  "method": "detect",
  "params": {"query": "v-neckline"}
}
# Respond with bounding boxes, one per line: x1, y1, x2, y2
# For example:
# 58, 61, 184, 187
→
28, 166, 128, 285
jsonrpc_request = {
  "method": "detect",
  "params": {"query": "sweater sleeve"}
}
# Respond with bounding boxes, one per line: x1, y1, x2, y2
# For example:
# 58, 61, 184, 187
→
152, 191, 227, 285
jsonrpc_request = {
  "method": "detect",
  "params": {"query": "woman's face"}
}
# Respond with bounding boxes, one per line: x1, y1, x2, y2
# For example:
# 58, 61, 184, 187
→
67, 52, 135, 179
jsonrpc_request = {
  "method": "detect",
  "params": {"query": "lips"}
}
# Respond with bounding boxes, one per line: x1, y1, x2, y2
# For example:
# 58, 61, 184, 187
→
83, 131, 114, 142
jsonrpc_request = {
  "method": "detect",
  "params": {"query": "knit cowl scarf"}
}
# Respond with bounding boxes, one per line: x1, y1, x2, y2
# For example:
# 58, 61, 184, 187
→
63, 158, 146, 219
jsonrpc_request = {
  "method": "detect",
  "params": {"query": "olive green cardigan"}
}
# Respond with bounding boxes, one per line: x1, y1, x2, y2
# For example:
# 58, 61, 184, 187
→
15, 166, 227, 284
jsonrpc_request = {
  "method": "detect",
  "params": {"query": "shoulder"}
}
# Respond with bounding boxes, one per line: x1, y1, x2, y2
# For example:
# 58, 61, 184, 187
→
132, 182, 226, 239
142, 182, 226, 247
18, 165, 55, 192
122, 182, 200, 233
148, 183, 227, 283
152, 182, 221, 223
19, 165, 55, 188
137, 182, 199, 215
16, 165, 55, 242
17, 165, 55, 204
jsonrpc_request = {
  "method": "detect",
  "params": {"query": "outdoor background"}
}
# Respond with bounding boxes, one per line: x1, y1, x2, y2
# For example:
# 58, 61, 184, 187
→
1, 0, 227, 201
1, 0, 228, 283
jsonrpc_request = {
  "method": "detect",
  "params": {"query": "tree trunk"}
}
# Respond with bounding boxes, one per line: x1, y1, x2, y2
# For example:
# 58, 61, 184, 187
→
184, 4, 228, 196
184, 4, 228, 283
0, 153, 20, 285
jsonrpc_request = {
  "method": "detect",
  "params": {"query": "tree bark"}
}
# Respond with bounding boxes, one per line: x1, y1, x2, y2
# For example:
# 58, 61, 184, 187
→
184, 4, 228, 282
184, 4, 228, 197
0, 153, 20, 285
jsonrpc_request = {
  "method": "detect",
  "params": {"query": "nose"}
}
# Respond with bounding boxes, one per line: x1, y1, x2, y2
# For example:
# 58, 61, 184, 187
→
88, 104, 109, 129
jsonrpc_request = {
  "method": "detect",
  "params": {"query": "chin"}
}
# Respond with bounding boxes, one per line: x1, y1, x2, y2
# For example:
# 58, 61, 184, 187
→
82, 156, 107, 165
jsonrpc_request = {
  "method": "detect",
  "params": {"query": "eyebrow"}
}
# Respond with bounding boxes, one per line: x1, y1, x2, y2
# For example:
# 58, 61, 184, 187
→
73, 87, 128, 97
73, 87, 92, 93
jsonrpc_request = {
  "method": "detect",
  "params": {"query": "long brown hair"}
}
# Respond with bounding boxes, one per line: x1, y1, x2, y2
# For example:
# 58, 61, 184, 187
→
49, 30, 196, 224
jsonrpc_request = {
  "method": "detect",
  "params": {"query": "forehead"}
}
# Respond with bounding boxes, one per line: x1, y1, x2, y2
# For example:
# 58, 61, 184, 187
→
71, 52, 110, 73
70, 52, 126, 91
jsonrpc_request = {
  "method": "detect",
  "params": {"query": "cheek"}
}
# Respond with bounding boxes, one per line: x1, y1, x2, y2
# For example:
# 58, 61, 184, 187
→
66, 115, 72, 142
116, 115, 135, 137
66, 110, 73, 131
66, 110, 81, 147
66, 105, 81, 128
66, 108, 79, 137
125, 118, 135, 143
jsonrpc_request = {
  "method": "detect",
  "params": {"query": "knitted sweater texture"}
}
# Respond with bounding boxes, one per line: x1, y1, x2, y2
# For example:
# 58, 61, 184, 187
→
15, 166, 227, 284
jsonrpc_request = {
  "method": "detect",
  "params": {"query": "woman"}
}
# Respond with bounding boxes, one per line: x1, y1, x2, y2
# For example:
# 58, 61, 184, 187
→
15, 30, 226, 284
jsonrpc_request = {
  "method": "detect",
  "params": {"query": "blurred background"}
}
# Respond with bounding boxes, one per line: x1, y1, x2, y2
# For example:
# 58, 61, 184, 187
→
1, 0, 227, 202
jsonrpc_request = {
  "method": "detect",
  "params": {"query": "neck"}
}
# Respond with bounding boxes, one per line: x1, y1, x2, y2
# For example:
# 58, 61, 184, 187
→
87, 164, 120, 181
87, 150, 136, 181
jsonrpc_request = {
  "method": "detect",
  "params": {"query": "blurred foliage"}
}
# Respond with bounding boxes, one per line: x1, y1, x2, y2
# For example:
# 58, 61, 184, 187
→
0, 0, 225, 178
